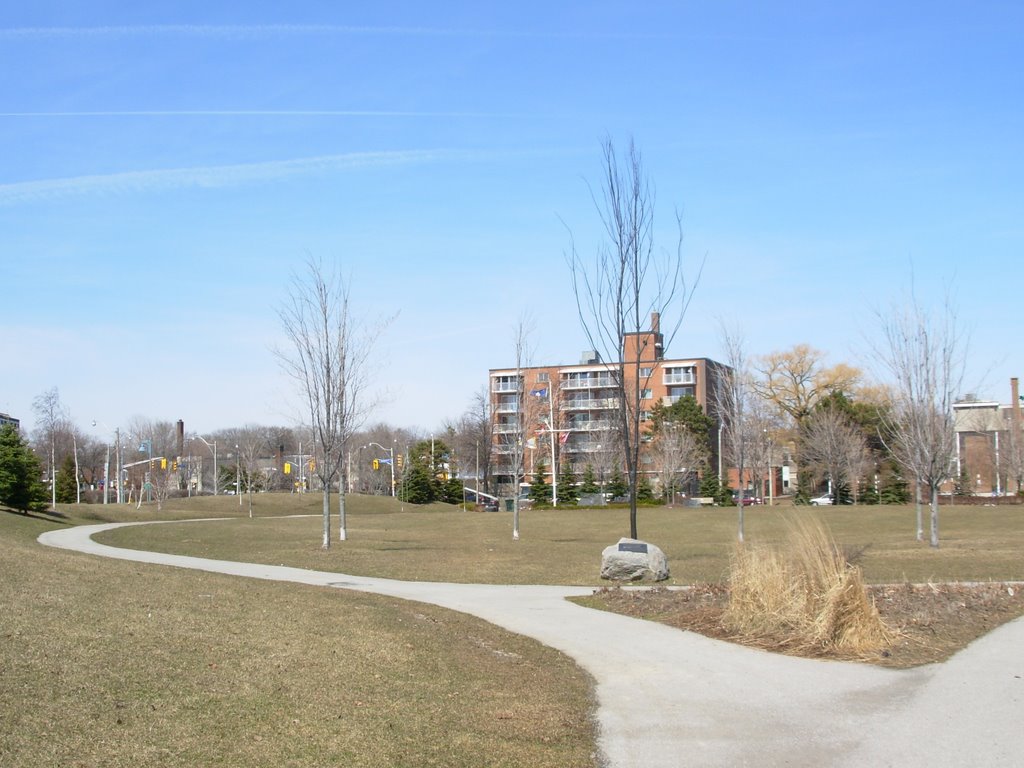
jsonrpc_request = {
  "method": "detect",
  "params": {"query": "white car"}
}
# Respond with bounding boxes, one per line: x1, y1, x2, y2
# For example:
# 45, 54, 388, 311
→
810, 494, 833, 506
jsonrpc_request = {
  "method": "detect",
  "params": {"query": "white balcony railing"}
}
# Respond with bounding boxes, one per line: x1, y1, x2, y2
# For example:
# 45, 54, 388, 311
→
663, 372, 695, 385
561, 375, 617, 390
561, 397, 618, 410
494, 402, 520, 413
493, 423, 521, 434
568, 420, 613, 432
491, 380, 522, 393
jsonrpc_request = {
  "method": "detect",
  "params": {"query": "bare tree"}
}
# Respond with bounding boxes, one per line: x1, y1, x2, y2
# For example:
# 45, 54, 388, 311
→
495, 317, 536, 540
714, 325, 754, 542
649, 423, 705, 505
444, 387, 494, 498
801, 406, 870, 501
277, 258, 384, 548
236, 424, 269, 518
32, 387, 66, 509
567, 137, 701, 539
875, 292, 966, 547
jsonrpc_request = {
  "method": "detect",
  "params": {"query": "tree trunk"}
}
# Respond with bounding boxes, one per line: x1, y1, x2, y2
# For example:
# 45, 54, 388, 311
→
338, 490, 347, 541
321, 487, 331, 549
929, 486, 940, 548
915, 481, 924, 542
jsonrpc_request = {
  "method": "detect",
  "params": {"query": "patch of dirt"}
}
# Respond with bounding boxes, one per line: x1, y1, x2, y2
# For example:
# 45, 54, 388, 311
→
582, 582, 1024, 668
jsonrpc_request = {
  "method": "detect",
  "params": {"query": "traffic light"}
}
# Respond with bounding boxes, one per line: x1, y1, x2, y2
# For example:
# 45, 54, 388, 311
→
160, 458, 167, 470
372, 458, 380, 471
284, 462, 292, 475
172, 460, 178, 471
396, 454, 404, 469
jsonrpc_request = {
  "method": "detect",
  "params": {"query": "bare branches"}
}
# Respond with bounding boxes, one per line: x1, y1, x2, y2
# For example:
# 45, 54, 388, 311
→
276, 257, 387, 547
874, 291, 966, 547
566, 137, 701, 539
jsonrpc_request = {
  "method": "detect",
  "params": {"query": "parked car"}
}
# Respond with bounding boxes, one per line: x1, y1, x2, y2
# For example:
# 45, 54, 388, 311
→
810, 494, 833, 506
732, 491, 762, 506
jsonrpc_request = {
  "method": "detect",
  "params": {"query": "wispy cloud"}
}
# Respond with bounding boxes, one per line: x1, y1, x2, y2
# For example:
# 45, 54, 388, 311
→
0, 23, 681, 41
0, 24, 474, 40
0, 149, 476, 205
0, 109, 517, 119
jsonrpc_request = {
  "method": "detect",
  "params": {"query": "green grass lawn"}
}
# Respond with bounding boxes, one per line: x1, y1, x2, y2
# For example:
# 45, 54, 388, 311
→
97, 494, 1024, 585
0, 507, 596, 768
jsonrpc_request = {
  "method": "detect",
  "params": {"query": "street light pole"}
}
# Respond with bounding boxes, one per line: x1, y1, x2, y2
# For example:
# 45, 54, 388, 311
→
193, 434, 218, 496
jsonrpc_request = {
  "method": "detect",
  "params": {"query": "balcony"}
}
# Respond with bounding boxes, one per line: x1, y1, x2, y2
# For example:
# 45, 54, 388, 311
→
561, 397, 618, 410
561, 375, 617, 390
567, 420, 614, 432
563, 442, 603, 454
491, 380, 522, 393
494, 402, 520, 414
663, 372, 696, 385
493, 423, 521, 434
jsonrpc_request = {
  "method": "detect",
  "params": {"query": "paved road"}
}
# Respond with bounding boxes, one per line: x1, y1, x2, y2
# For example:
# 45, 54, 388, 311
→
39, 520, 1024, 767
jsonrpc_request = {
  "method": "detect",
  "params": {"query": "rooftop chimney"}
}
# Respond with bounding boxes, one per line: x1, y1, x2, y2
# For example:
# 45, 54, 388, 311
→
651, 312, 660, 333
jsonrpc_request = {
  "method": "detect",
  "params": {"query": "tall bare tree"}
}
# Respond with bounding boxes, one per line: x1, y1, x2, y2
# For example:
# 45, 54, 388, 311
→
236, 424, 269, 518
801, 406, 870, 501
277, 258, 384, 548
32, 387, 66, 510
649, 423, 705, 504
714, 326, 754, 542
497, 317, 536, 540
875, 292, 966, 547
567, 137, 700, 539
444, 387, 494, 498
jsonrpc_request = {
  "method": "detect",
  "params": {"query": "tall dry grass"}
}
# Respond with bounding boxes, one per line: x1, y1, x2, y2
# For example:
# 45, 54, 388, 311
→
725, 515, 897, 655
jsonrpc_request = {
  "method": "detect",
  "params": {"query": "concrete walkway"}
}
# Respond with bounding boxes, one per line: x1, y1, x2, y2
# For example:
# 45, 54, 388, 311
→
40, 521, 1024, 767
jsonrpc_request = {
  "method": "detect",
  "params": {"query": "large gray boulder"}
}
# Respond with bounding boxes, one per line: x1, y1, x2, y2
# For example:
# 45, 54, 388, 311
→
600, 537, 670, 582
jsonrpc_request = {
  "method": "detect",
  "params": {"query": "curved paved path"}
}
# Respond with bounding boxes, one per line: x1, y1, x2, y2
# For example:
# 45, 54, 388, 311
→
40, 521, 1024, 767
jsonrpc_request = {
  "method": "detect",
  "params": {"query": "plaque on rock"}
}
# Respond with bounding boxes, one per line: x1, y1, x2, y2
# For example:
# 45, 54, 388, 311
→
618, 541, 649, 554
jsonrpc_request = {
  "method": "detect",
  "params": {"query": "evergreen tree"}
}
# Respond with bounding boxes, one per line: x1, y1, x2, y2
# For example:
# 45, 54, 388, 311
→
557, 463, 579, 505
579, 464, 600, 495
400, 463, 436, 504
636, 475, 656, 503
880, 473, 910, 504
0, 424, 47, 513
439, 477, 465, 505
699, 472, 731, 506
55, 453, 78, 504
605, 468, 628, 500
649, 395, 714, 443
528, 462, 551, 506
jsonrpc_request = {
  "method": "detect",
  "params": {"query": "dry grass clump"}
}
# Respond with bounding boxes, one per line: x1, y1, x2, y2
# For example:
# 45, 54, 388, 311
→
725, 515, 897, 655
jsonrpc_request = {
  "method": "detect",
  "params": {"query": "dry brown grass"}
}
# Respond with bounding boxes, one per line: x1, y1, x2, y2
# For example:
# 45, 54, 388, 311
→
0, 509, 597, 767
725, 516, 897, 655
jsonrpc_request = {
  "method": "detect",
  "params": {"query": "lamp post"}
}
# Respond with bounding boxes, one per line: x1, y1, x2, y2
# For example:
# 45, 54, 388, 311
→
137, 437, 153, 503
91, 421, 122, 504
366, 441, 396, 497
235, 444, 242, 507
192, 434, 218, 496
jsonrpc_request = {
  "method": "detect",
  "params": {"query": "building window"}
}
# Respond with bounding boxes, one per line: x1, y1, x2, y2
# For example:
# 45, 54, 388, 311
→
641, 389, 653, 400
537, 372, 549, 382
640, 367, 653, 378
640, 410, 652, 421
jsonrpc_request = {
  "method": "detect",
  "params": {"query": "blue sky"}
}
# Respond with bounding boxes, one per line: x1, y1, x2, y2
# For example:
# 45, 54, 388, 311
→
2, 1, 1021, 439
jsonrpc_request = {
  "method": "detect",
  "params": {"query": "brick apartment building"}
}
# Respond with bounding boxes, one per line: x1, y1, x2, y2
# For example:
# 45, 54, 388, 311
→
488, 313, 729, 495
